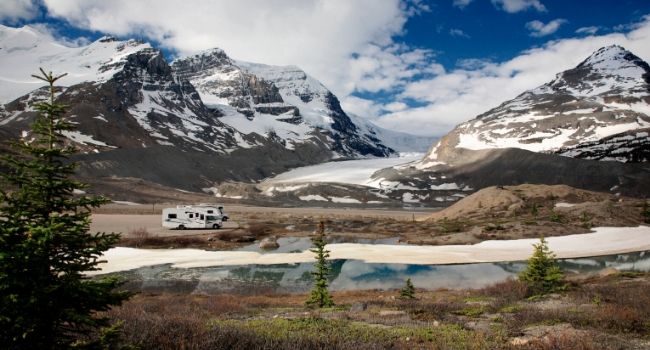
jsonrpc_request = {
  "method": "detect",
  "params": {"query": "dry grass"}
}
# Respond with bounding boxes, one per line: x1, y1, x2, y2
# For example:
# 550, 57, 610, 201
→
119, 228, 206, 248
99, 270, 650, 349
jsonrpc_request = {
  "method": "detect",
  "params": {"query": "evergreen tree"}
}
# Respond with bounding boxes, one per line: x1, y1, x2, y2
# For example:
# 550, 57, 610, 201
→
306, 221, 334, 308
0, 69, 128, 349
399, 278, 416, 299
519, 236, 564, 296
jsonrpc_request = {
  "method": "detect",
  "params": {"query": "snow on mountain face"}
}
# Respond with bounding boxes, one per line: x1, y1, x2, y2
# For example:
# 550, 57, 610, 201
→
0, 27, 246, 155
348, 114, 438, 153
172, 49, 394, 157
0, 25, 151, 103
421, 45, 650, 166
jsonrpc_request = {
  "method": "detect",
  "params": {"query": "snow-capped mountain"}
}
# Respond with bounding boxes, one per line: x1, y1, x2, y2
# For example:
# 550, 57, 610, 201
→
0, 25, 152, 103
420, 45, 650, 167
172, 49, 394, 157
0, 25, 433, 191
0, 25, 249, 155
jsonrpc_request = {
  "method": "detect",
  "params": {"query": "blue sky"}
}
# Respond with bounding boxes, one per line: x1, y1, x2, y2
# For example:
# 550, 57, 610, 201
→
2, 0, 650, 136
406, 0, 650, 67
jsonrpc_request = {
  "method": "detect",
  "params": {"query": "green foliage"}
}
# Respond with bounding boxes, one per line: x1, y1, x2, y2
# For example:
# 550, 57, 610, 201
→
580, 211, 592, 229
519, 237, 564, 296
305, 221, 334, 308
0, 69, 129, 349
453, 305, 487, 317
530, 203, 539, 217
399, 278, 416, 299
549, 210, 563, 223
437, 218, 466, 233
209, 318, 491, 349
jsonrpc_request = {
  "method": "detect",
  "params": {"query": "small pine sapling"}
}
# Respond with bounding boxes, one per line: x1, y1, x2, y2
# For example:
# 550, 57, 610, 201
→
519, 236, 564, 296
306, 221, 334, 308
399, 278, 416, 299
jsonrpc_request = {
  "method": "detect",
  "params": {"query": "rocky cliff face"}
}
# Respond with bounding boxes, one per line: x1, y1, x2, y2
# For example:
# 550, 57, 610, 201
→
0, 24, 431, 192
419, 45, 650, 168
173, 49, 394, 157
0, 26, 339, 190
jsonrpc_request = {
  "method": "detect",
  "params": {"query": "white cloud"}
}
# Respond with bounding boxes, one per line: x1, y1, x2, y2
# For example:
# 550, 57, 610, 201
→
28, 23, 91, 47
449, 28, 470, 38
31, 1, 650, 139
576, 26, 600, 35
491, 0, 546, 13
383, 101, 409, 112
42, 0, 433, 100
0, 0, 38, 22
452, 0, 473, 9
526, 19, 567, 37
372, 16, 650, 136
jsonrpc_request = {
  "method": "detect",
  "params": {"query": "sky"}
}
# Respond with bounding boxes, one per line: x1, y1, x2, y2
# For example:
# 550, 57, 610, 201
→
2, 0, 650, 136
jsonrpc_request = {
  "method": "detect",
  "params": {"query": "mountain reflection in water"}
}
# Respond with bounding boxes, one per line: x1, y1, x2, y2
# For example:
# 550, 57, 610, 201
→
114, 251, 649, 295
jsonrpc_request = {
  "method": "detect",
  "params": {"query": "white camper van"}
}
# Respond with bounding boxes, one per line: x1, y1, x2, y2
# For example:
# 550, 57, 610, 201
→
162, 205, 225, 229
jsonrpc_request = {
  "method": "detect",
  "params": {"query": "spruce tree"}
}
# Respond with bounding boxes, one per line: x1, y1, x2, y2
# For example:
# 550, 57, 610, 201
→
519, 236, 564, 296
399, 278, 416, 299
306, 221, 334, 308
0, 69, 128, 349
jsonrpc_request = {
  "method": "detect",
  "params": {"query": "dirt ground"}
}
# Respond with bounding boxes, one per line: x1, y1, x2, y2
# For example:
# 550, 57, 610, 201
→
92, 204, 439, 249
92, 184, 649, 250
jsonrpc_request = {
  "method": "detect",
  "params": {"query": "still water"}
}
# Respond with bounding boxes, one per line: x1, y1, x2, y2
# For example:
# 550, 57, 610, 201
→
115, 250, 649, 295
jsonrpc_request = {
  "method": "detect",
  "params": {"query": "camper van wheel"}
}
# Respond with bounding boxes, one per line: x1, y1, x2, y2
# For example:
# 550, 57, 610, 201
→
178, 225, 186, 230
212, 223, 221, 229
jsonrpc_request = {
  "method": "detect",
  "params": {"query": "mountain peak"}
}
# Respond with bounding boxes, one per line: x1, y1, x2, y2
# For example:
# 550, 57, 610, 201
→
576, 45, 647, 71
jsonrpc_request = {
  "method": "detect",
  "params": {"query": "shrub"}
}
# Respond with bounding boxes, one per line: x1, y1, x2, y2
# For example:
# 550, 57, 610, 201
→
549, 210, 563, 223
519, 237, 564, 296
399, 278, 416, 299
247, 223, 272, 237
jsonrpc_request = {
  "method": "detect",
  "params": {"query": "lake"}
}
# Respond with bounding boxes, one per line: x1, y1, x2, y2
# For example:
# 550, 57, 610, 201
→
112, 250, 650, 295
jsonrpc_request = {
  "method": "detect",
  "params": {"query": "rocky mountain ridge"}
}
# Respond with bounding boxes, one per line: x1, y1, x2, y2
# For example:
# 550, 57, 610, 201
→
0, 25, 431, 191
419, 45, 650, 168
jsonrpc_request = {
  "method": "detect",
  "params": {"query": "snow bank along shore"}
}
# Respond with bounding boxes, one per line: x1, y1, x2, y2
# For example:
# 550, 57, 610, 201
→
93, 226, 650, 274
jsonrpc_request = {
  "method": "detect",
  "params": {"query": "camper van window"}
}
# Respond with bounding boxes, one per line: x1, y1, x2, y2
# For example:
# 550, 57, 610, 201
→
200, 214, 204, 220
189, 213, 193, 218
207, 210, 213, 214
168, 213, 177, 219
206, 215, 217, 221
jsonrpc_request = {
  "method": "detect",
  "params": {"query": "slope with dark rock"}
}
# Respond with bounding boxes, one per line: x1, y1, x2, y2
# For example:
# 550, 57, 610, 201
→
420, 45, 650, 167
172, 49, 394, 157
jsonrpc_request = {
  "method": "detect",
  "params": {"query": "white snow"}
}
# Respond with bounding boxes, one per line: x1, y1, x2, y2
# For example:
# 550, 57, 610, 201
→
91, 226, 650, 274
555, 202, 576, 208
112, 201, 142, 206
61, 130, 115, 148
402, 193, 420, 203
430, 183, 460, 190
0, 25, 151, 103
330, 197, 362, 204
298, 195, 328, 202
263, 153, 422, 188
